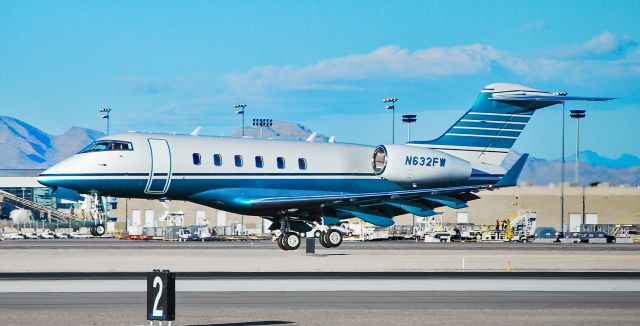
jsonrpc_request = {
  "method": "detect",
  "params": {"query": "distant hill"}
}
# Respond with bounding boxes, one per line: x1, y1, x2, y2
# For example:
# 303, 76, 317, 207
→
0, 116, 103, 168
503, 151, 640, 186
563, 150, 640, 169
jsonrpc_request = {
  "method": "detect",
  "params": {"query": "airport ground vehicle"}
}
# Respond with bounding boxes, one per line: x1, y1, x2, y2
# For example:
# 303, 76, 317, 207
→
177, 228, 191, 241
6, 233, 26, 240
190, 226, 213, 241
39, 232, 55, 239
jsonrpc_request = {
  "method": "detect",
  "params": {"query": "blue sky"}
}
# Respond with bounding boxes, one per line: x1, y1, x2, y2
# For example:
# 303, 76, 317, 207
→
1, 0, 639, 159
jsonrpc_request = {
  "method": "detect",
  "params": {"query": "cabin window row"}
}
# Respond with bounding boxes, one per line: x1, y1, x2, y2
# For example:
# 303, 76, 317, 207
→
192, 153, 307, 170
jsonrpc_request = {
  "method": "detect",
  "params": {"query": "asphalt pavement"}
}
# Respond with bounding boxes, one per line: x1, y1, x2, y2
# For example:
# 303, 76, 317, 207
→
1, 291, 639, 325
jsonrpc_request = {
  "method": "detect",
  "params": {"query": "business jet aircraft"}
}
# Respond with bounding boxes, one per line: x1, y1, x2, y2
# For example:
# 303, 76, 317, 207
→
37, 83, 611, 250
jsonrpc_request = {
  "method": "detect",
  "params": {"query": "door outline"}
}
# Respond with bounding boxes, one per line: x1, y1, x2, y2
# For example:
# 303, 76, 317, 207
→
145, 138, 172, 194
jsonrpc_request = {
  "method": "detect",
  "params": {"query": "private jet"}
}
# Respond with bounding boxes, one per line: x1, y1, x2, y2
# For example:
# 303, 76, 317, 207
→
37, 83, 612, 250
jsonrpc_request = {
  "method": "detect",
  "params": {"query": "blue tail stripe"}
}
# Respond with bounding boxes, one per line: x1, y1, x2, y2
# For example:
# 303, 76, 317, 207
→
456, 121, 527, 130
409, 91, 533, 150
426, 135, 517, 148
463, 114, 531, 123
449, 128, 521, 137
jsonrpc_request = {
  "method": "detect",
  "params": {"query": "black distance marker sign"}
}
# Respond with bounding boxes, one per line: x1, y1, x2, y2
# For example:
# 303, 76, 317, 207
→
147, 270, 176, 321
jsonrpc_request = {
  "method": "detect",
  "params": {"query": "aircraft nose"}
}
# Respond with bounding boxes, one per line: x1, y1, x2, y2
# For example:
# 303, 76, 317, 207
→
37, 166, 60, 187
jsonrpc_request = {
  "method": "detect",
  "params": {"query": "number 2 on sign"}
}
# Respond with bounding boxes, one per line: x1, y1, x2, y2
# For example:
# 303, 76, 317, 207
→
152, 276, 164, 317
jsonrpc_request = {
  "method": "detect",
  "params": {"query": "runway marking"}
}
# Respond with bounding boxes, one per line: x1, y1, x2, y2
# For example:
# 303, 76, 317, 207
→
2, 279, 640, 293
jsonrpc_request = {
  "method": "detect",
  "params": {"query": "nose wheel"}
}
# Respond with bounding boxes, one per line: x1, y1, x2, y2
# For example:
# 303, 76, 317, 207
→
90, 224, 106, 237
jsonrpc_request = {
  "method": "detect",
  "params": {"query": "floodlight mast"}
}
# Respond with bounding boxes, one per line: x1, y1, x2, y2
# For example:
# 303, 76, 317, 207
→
252, 118, 272, 139
234, 104, 247, 137
553, 90, 568, 237
99, 107, 111, 135
570, 110, 586, 185
402, 114, 417, 142
383, 97, 398, 144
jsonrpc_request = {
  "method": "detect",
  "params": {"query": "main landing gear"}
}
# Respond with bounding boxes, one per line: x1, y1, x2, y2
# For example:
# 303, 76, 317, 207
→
277, 232, 302, 251
319, 229, 343, 248
274, 219, 343, 251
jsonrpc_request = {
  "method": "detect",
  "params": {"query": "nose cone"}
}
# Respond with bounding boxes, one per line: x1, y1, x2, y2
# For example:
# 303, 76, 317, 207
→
37, 165, 61, 187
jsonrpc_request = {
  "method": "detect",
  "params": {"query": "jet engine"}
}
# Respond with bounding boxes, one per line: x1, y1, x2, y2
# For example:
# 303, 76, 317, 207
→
372, 145, 472, 184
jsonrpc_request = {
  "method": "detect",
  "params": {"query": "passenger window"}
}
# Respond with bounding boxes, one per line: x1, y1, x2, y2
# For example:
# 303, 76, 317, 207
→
255, 156, 264, 168
234, 155, 243, 167
192, 153, 201, 165
213, 154, 222, 166
298, 158, 307, 170
277, 157, 285, 169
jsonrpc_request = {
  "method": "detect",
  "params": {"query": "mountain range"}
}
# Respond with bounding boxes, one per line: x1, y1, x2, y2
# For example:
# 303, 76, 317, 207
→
0, 115, 637, 185
0, 116, 104, 169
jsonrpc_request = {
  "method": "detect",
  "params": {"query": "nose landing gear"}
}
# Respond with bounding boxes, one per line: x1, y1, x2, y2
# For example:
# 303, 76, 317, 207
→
89, 193, 107, 237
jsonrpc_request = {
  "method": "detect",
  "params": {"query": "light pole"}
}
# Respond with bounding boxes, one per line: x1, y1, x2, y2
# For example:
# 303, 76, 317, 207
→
554, 91, 568, 237
383, 97, 398, 144
234, 104, 247, 137
252, 118, 273, 139
99, 107, 111, 135
402, 114, 417, 142
570, 110, 586, 185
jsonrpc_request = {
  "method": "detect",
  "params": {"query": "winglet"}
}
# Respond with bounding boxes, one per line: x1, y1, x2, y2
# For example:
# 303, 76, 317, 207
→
190, 126, 202, 136
306, 132, 317, 142
494, 153, 529, 187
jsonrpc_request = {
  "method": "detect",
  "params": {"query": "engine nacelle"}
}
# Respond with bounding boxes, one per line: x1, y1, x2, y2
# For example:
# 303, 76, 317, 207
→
372, 144, 472, 184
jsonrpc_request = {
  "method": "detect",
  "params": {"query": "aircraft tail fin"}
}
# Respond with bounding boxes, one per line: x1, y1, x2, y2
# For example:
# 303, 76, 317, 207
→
407, 83, 612, 166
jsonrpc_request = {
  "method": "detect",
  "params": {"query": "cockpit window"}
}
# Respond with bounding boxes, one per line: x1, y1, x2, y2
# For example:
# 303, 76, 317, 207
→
79, 140, 133, 153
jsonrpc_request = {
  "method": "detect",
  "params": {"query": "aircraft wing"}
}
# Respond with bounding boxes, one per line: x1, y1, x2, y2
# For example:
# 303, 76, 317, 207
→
190, 154, 529, 228
249, 184, 485, 209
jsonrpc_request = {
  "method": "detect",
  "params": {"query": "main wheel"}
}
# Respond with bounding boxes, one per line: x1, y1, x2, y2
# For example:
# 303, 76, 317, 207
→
94, 224, 106, 236
283, 232, 301, 250
89, 225, 97, 236
326, 229, 343, 247
277, 234, 289, 250
319, 232, 332, 248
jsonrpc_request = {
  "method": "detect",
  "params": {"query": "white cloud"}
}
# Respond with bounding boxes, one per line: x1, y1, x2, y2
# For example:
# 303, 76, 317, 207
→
556, 31, 638, 58
226, 32, 640, 92
227, 44, 523, 91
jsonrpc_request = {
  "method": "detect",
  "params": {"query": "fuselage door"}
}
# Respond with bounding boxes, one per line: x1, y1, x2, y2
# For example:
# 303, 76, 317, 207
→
145, 138, 172, 194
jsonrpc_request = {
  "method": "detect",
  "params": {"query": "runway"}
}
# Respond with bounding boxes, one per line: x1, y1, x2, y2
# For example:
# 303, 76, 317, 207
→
1, 239, 639, 273
1, 291, 639, 325
1, 240, 639, 325
0, 272, 639, 325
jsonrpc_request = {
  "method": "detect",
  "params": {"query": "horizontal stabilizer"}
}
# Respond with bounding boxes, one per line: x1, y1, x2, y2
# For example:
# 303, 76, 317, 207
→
423, 195, 468, 209
490, 95, 614, 102
336, 207, 395, 227
383, 200, 437, 217
494, 153, 529, 187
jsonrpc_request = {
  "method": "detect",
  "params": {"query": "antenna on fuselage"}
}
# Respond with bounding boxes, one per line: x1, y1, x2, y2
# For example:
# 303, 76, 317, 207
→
190, 126, 202, 136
